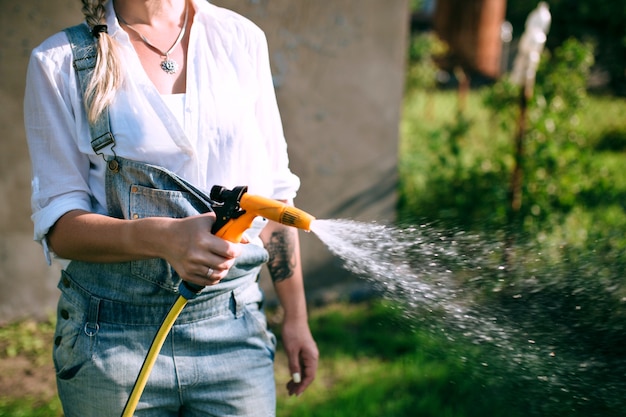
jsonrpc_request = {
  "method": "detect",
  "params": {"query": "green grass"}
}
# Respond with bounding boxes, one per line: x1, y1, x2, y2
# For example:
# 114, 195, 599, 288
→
396, 86, 626, 417
0, 398, 63, 417
399, 87, 626, 241
0, 317, 55, 362
274, 302, 522, 417
0, 318, 61, 417
400, 88, 626, 178
578, 94, 626, 150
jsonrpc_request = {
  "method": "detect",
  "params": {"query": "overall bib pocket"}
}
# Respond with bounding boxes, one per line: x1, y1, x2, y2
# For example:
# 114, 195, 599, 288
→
128, 184, 210, 290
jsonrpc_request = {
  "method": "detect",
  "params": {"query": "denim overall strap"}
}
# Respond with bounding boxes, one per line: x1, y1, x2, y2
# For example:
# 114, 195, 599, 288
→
63, 23, 116, 158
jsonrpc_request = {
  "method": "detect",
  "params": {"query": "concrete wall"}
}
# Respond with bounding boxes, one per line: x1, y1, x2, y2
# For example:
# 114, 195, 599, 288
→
0, 1, 84, 324
0, 0, 409, 323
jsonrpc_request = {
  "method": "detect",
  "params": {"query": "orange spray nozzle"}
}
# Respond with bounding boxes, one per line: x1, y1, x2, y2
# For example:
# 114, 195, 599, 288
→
210, 185, 315, 243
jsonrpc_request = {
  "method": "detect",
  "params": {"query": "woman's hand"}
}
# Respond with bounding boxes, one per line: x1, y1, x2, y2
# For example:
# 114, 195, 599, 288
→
281, 317, 319, 396
160, 213, 242, 286
48, 210, 241, 286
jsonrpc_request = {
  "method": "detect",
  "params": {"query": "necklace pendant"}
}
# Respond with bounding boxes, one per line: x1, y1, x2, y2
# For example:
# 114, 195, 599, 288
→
161, 58, 179, 74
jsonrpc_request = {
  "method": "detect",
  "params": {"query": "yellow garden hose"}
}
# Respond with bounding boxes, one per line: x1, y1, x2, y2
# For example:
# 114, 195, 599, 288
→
121, 295, 189, 417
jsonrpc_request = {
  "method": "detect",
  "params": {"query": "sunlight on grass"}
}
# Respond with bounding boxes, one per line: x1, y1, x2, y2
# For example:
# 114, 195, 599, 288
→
274, 302, 522, 417
577, 94, 626, 146
0, 317, 55, 364
0, 397, 62, 417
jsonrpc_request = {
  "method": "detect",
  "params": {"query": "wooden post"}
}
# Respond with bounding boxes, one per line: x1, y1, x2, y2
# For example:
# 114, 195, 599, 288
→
504, 83, 531, 265
504, 3, 551, 265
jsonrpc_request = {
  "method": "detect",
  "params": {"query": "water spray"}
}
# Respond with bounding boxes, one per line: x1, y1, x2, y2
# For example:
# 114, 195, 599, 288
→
122, 185, 315, 417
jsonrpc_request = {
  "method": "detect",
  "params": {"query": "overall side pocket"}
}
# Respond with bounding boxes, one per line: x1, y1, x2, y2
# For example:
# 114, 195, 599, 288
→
53, 294, 94, 380
243, 302, 277, 360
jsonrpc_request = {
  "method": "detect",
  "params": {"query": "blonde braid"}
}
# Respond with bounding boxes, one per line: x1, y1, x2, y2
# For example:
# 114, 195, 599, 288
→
81, 0, 124, 124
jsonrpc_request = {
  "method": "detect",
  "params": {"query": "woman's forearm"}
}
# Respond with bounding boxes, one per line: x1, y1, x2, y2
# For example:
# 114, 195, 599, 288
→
261, 218, 308, 321
262, 214, 318, 395
47, 209, 241, 286
48, 209, 174, 262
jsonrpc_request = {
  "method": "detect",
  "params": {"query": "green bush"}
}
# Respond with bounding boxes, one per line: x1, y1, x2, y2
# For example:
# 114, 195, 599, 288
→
485, 38, 595, 234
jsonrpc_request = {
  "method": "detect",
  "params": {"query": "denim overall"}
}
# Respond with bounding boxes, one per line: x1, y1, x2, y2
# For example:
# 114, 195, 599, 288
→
53, 24, 277, 417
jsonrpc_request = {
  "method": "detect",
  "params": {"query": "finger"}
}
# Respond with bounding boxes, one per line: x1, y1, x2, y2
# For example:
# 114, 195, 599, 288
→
286, 359, 304, 396
287, 368, 301, 397
187, 265, 221, 286
287, 349, 318, 396
202, 266, 223, 285
291, 372, 301, 384
203, 265, 225, 285
286, 356, 300, 396
196, 252, 237, 277
287, 369, 314, 396
287, 351, 301, 382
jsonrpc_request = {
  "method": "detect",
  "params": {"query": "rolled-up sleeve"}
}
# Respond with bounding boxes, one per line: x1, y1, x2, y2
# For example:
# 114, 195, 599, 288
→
24, 36, 94, 244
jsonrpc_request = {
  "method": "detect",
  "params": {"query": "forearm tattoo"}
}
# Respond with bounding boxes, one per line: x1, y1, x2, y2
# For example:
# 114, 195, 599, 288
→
266, 229, 296, 283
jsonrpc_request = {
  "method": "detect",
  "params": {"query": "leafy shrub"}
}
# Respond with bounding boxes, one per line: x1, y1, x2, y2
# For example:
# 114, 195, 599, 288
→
483, 38, 597, 239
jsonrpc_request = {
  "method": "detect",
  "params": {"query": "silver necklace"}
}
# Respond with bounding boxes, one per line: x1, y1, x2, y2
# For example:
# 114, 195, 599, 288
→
118, 2, 189, 75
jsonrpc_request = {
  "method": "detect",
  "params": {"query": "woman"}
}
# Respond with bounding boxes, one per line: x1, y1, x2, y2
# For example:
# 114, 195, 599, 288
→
24, 0, 318, 415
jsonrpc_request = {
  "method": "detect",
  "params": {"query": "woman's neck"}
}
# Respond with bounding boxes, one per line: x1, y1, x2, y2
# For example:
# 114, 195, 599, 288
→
114, 0, 187, 26
114, 0, 192, 95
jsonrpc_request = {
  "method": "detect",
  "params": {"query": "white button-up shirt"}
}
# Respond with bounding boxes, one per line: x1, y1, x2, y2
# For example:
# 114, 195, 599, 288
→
24, 0, 300, 245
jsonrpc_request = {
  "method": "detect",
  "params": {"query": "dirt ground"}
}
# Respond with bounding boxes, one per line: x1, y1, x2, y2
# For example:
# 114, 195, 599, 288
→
0, 353, 57, 401
0, 319, 58, 404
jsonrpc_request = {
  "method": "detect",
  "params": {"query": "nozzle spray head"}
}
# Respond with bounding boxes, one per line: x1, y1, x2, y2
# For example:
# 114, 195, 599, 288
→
264, 202, 315, 231
209, 185, 315, 242
236, 188, 315, 232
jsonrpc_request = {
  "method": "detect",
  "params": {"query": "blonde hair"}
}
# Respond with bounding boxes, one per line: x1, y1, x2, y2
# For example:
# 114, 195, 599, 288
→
81, 0, 124, 124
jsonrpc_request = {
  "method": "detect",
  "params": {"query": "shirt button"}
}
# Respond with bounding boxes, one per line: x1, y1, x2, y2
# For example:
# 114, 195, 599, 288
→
55, 336, 63, 346
61, 276, 71, 288
132, 213, 139, 219
131, 186, 138, 193
60, 309, 70, 320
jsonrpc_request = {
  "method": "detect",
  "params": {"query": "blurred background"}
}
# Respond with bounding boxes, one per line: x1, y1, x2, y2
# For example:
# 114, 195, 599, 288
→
1, 0, 625, 415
